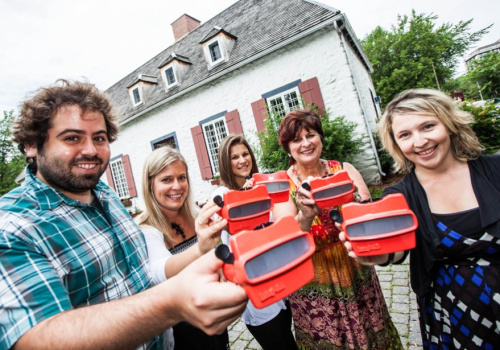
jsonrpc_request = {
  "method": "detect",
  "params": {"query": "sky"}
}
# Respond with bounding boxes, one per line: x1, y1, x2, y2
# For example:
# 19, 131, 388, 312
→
1, 0, 499, 113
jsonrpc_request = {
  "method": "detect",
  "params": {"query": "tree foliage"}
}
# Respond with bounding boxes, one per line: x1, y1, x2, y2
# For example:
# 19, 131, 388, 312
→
462, 52, 500, 100
462, 103, 500, 154
0, 110, 25, 196
254, 108, 362, 172
363, 10, 490, 107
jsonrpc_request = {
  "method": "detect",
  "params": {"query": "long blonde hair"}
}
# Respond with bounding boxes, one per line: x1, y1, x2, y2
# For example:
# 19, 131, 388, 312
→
378, 88, 483, 172
137, 146, 196, 246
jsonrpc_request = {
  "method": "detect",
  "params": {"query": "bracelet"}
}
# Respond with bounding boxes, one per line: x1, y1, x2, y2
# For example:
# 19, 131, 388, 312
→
378, 252, 395, 267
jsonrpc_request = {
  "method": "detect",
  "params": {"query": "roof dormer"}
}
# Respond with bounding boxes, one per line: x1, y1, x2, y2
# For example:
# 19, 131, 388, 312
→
199, 27, 237, 69
126, 74, 158, 107
158, 53, 192, 91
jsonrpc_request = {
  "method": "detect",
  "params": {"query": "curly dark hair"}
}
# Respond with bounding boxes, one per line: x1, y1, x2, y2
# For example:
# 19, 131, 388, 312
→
12, 79, 119, 167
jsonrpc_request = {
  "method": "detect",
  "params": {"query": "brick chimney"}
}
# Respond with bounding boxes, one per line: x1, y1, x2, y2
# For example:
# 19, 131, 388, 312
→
171, 14, 201, 41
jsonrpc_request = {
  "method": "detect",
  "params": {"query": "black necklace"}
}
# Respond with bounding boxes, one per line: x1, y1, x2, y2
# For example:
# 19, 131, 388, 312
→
171, 223, 186, 239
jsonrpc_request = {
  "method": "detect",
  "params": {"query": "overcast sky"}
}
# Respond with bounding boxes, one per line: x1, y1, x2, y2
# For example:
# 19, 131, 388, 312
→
1, 0, 499, 113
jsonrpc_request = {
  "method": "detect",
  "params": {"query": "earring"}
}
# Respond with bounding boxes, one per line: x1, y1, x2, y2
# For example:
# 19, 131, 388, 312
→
289, 155, 295, 166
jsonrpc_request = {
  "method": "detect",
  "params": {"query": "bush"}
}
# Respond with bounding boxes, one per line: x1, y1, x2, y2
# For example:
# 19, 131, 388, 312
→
254, 108, 363, 172
462, 103, 500, 154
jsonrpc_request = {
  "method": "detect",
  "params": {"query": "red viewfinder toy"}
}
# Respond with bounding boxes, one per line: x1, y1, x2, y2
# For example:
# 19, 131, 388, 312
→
215, 216, 315, 309
302, 170, 355, 208
252, 171, 290, 204
331, 193, 417, 256
214, 185, 272, 235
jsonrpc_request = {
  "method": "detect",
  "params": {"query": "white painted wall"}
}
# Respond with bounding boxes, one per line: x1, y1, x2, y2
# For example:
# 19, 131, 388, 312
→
109, 24, 380, 209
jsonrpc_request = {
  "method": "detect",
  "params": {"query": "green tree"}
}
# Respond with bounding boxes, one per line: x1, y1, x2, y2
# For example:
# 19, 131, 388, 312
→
363, 11, 490, 107
0, 110, 25, 196
463, 103, 500, 154
254, 108, 362, 172
464, 52, 500, 100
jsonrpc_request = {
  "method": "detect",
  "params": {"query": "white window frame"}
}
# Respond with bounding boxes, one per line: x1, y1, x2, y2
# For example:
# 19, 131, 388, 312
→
129, 86, 143, 107
110, 158, 130, 199
162, 66, 178, 88
201, 117, 228, 174
206, 37, 225, 66
266, 86, 303, 118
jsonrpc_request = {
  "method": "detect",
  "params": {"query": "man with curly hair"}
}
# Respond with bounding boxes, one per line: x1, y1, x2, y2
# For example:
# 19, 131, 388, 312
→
0, 80, 247, 350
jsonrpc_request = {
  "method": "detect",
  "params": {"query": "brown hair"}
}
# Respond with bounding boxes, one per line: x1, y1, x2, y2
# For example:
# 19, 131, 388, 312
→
378, 88, 483, 172
217, 134, 259, 190
278, 109, 324, 154
12, 79, 118, 170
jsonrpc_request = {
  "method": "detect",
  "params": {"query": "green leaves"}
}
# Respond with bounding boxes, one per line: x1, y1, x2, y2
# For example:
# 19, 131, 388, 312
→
254, 108, 362, 172
362, 10, 490, 108
0, 110, 25, 196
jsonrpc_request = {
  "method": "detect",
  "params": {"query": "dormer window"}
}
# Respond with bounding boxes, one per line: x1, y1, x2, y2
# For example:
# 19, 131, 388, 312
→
126, 74, 158, 107
159, 53, 191, 91
200, 27, 237, 69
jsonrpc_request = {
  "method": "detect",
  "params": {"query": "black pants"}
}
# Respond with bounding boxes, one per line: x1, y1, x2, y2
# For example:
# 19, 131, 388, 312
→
173, 322, 229, 350
245, 302, 297, 350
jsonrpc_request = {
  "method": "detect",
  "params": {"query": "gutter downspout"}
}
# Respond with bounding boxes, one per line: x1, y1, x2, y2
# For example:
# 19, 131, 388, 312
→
334, 16, 385, 177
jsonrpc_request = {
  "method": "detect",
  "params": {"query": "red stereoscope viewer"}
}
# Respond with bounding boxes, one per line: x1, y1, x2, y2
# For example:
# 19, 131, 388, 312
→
215, 216, 316, 309
252, 171, 290, 204
331, 193, 417, 256
215, 185, 273, 235
302, 170, 355, 208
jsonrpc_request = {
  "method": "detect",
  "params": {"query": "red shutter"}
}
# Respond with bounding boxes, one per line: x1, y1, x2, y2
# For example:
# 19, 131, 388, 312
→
105, 166, 115, 190
225, 110, 243, 135
251, 98, 268, 132
122, 155, 137, 198
299, 77, 325, 115
191, 125, 214, 180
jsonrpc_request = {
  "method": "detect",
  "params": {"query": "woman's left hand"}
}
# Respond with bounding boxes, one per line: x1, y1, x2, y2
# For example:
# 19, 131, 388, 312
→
195, 200, 228, 254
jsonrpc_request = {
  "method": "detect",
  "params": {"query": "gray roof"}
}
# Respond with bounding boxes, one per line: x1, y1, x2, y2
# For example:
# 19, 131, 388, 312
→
465, 38, 500, 62
106, 0, 348, 124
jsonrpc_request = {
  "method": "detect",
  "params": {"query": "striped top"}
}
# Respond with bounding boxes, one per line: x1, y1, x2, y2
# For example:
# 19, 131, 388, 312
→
0, 168, 165, 349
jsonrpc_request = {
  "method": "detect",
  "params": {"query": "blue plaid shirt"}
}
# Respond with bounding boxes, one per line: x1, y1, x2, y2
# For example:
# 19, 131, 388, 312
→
0, 168, 165, 349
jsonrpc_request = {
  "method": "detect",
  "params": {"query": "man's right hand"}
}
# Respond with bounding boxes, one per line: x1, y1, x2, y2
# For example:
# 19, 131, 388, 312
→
168, 249, 247, 335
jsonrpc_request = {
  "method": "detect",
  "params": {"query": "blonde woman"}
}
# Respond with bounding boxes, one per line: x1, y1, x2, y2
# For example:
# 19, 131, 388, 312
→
137, 146, 230, 350
349, 88, 500, 349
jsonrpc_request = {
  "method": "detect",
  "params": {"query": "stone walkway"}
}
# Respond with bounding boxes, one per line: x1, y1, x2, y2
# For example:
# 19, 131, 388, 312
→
228, 259, 423, 349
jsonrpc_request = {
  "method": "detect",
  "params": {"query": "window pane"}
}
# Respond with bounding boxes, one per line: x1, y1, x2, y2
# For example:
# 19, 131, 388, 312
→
209, 42, 222, 62
165, 68, 176, 85
284, 91, 300, 111
269, 97, 285, 117
202, 117, 228, 174
110, 160, 130, 199
132, 88, 141, 104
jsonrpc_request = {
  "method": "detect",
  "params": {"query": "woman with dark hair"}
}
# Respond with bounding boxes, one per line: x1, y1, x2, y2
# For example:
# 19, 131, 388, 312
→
216, 134, 297, 350
274, 109, 402, 349
137, 146, 230, 350
343, 88, 500, 349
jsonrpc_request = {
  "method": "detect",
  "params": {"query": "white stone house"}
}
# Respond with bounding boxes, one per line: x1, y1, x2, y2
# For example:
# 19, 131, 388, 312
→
104, 0, 384, 211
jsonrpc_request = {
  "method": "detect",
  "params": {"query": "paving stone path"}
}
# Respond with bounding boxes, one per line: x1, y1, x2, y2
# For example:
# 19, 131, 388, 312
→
228, 259, 423, 349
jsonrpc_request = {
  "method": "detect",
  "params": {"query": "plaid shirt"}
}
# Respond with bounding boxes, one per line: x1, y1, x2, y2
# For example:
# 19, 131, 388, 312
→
0, 168, 165, 349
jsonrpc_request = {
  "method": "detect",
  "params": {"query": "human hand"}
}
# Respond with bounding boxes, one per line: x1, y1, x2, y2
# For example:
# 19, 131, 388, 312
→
195, 200, 228, 254
170, 250, 248, 335
338, 228, 390, 266
296, 176, 319, 219
240, 176, 254, 190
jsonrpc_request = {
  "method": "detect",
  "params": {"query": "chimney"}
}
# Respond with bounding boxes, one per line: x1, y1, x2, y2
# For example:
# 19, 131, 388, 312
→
171, 14, 201, 41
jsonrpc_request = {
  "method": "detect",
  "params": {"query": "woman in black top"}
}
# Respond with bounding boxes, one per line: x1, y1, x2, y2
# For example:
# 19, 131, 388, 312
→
341, 89, 500, 349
